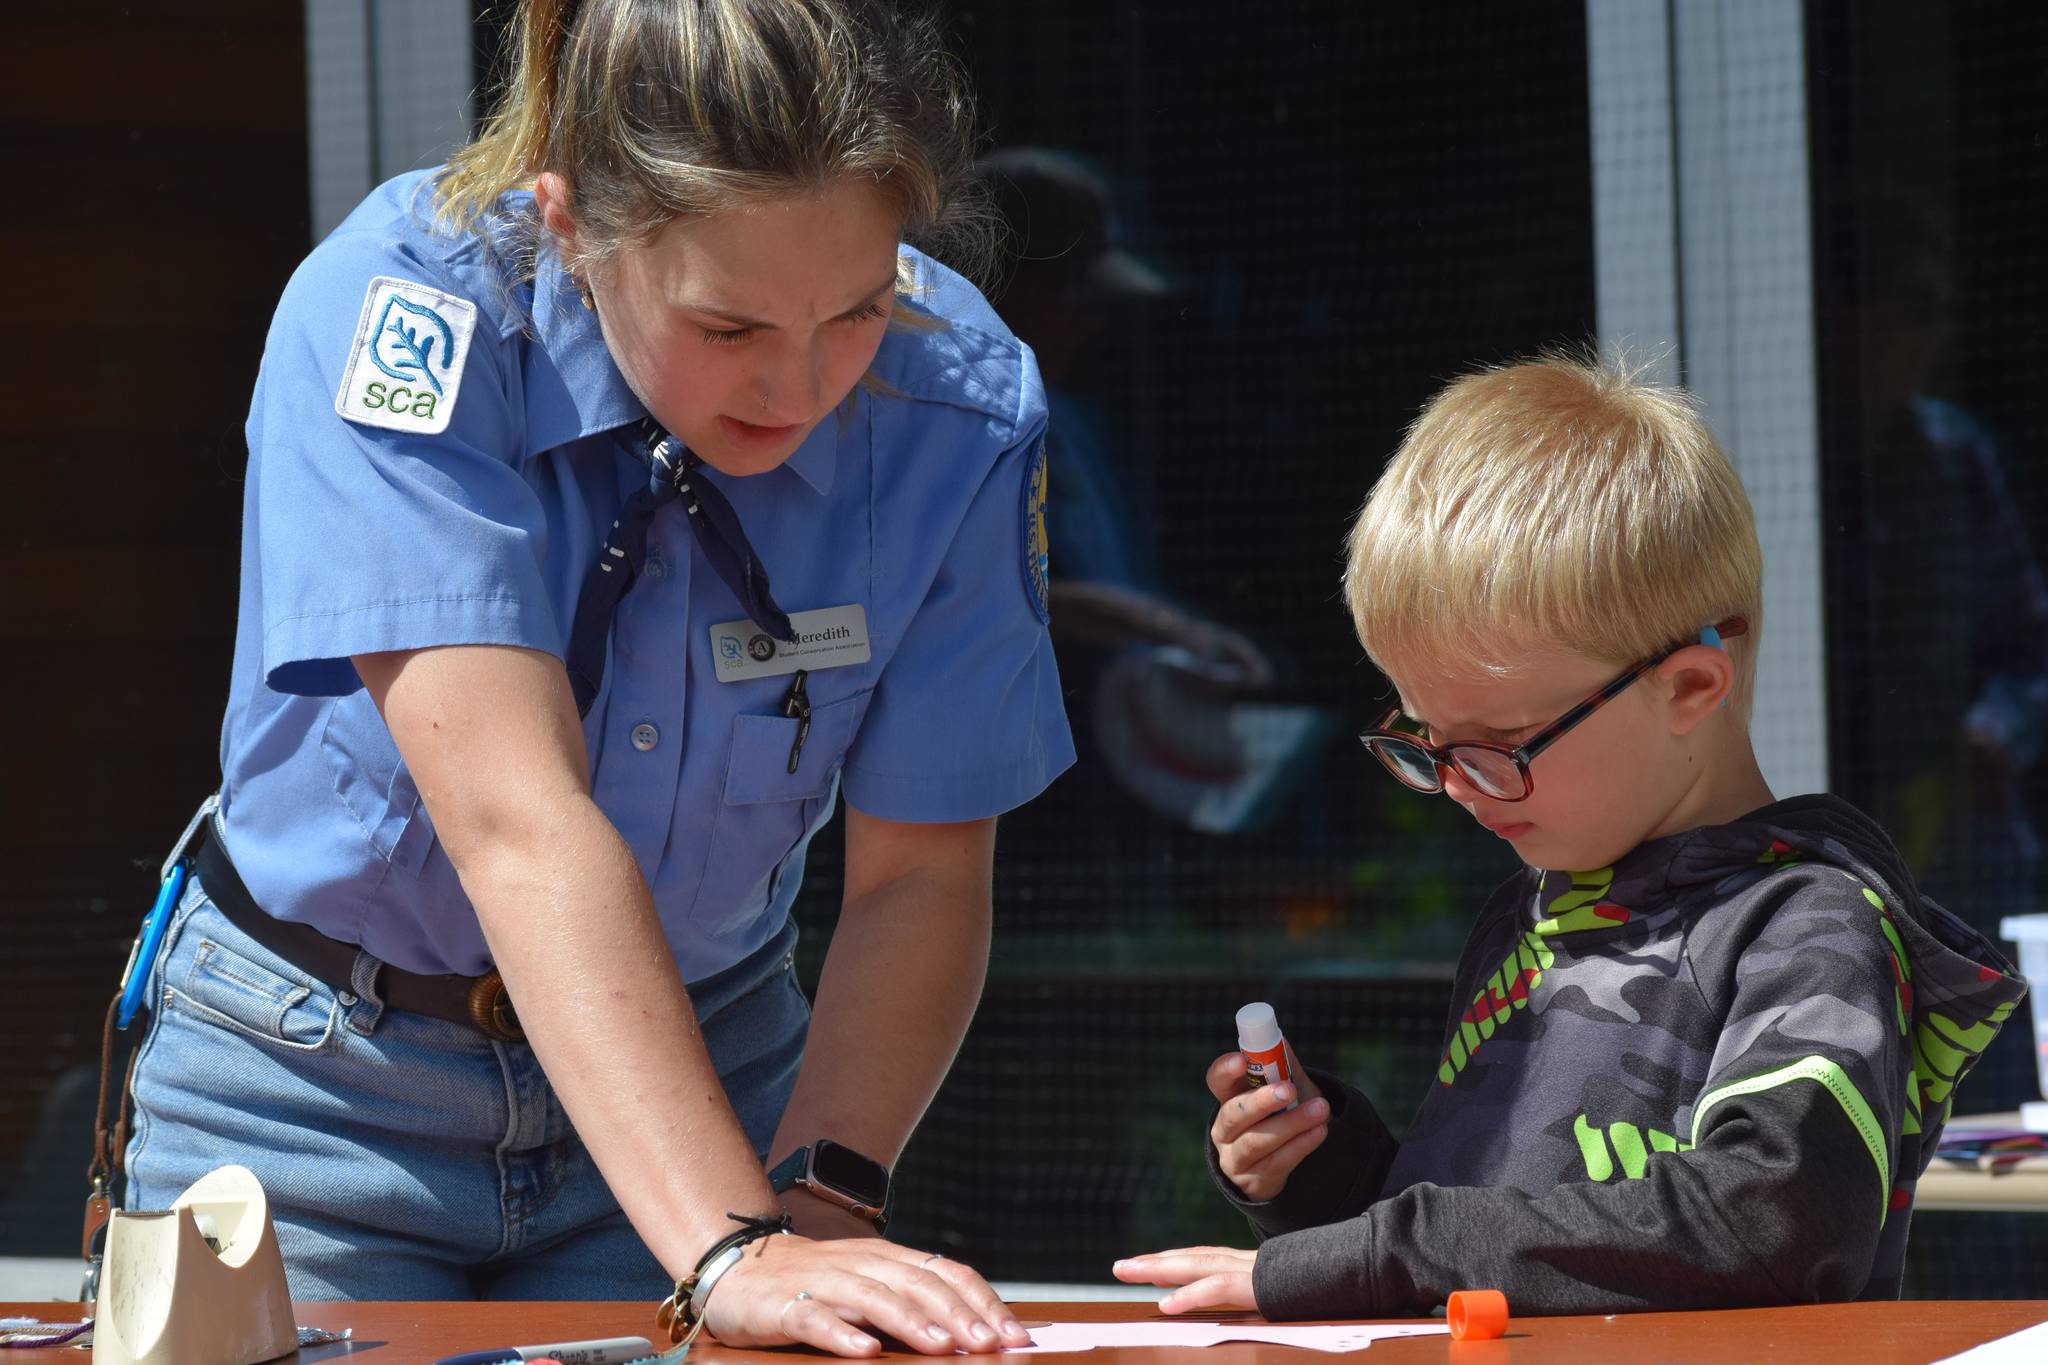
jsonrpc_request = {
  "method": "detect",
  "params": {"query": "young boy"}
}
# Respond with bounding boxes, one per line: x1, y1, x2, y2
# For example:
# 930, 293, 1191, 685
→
1113, 354, 2027, 1318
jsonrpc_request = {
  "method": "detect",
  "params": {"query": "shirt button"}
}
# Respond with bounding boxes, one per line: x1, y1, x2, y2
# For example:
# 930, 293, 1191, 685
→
645, 556, 667, 579
631, 722, 660, 752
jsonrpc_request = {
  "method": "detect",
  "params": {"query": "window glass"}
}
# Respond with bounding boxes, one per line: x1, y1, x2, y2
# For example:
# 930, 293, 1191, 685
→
1808, 1, 2048, 1297
795, 1, 1598, 1273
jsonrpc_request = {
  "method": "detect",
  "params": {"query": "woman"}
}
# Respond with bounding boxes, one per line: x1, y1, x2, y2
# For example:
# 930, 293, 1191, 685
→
122, 0, 1070, 1353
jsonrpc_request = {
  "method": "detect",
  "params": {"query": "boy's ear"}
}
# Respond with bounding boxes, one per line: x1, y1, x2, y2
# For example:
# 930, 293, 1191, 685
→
1656, 644, 1735, 735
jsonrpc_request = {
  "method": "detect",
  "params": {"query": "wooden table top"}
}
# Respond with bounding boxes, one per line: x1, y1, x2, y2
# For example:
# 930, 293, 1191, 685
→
6, 1297, 2045, 1363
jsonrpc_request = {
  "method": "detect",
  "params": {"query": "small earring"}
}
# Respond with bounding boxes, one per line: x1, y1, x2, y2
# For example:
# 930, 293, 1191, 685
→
571, 272, 593, 311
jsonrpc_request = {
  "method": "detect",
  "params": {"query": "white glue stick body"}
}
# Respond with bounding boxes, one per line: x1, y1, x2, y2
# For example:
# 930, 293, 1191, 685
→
1236, 1001, 1296, 1110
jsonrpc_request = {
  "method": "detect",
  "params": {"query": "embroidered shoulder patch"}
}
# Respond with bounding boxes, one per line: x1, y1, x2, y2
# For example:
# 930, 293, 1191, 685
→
1021, 437, 1051, 623
333, 275, 477, 435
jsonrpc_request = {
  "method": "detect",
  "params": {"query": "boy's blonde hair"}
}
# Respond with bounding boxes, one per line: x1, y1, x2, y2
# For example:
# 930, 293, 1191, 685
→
1343, 352, 1763, 712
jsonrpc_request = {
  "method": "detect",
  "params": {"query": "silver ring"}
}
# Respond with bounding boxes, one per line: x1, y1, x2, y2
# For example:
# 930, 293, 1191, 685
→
919, 1253, 943, 1271
779, 1290, 814, 1335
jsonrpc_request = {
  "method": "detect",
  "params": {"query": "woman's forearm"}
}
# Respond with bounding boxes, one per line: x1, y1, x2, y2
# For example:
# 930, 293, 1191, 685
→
768, 814, 995, 1172
358, 642, 777, 1281
461, 793, 779, 1276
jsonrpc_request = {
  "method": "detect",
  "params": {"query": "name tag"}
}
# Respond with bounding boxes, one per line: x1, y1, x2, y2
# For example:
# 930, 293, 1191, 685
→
709, 605, 871, 681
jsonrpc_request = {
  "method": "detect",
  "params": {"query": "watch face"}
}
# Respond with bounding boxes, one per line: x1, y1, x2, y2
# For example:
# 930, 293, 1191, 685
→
812, 1141, 890, 1209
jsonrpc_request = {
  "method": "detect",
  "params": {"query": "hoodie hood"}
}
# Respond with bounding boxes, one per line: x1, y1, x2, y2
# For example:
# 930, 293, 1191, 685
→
1530, 792, 2027, 1146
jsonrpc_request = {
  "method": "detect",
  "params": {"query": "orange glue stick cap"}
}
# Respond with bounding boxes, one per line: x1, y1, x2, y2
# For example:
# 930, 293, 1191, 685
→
1447, 1288, 1508, 1340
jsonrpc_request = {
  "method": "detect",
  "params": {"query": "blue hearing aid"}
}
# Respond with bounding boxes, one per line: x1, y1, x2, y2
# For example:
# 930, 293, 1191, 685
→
1699, 624, 1728, 707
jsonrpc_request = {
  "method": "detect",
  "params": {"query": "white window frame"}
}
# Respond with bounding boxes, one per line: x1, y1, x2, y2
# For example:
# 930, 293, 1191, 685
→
305, 0, 475, 242
1588, 0, 1830, 797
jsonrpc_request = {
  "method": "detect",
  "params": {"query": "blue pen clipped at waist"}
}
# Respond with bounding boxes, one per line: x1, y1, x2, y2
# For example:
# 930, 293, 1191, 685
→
114, 861, 186, 1029
432, 1336, 657, 1365
117, 795, 223, 1028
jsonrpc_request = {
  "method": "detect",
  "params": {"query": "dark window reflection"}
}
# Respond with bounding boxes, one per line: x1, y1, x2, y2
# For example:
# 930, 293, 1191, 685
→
1810, 0, 2048, 1297
812, 1, 1597, 1276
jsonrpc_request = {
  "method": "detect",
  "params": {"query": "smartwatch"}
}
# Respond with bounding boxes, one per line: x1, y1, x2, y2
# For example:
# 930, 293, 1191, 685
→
769, 1140, 893, 1233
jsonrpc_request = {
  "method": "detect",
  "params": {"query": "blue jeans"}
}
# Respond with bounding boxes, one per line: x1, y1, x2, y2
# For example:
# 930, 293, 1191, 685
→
124, 872, 808, 1300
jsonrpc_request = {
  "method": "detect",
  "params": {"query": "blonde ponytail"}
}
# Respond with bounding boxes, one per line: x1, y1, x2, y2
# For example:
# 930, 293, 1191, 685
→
430, 0, 990, 284
435, 0, 574, 235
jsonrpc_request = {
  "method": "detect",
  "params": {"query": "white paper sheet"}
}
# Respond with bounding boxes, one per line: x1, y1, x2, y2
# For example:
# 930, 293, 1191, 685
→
1930, 1319, 2048, 1364
1002, 1320, 1451, 1354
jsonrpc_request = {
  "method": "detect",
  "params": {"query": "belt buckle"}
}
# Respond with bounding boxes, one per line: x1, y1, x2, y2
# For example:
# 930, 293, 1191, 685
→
466, 969, 524, 1042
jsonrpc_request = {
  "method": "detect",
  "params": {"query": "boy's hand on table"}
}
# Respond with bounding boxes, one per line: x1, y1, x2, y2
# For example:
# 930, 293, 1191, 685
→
1111, 1246, 1259, 1312
1207, 1048, 1328, 1201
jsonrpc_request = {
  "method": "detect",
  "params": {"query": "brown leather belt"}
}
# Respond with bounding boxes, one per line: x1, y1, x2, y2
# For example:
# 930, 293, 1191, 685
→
193, 824, 524, 1042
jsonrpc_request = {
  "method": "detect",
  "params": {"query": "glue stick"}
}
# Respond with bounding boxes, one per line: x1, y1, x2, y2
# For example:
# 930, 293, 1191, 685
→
1236, 1001, 1296, 1110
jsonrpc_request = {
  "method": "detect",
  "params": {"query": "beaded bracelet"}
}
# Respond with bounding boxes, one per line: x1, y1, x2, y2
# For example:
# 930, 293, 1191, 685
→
656, 1210, 794, 1346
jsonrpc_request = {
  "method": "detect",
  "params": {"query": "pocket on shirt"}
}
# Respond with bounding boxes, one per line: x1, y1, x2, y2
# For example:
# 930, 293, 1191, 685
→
693, 688, 872, 937
319, 693, 438, 878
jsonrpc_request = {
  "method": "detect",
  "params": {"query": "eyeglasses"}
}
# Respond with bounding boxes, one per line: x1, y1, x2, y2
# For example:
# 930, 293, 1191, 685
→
1358, 617, 1749, 802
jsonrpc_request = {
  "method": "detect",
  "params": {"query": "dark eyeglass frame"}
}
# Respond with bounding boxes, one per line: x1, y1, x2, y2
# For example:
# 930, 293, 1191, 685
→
1359, 616, 1749, 802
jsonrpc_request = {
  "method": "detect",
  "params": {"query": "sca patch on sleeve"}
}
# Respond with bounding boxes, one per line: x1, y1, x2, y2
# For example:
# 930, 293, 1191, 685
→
334, 276, 478, 434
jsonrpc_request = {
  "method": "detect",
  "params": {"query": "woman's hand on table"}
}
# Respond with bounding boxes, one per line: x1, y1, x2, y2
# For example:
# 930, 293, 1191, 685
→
708, 1233, 1034, 1356
780, 1186, 885, 1242
1111, 1246, 1260, 1313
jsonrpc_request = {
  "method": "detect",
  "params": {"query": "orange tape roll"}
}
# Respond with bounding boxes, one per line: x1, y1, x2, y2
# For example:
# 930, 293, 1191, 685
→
1446, 1288, 1508, 1340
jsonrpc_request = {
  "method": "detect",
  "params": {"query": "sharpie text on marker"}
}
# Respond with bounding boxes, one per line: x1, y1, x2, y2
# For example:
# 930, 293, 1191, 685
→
431, 1336, 655, 1365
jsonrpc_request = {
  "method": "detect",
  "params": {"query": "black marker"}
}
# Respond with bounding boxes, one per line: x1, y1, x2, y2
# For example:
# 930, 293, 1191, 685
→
782, 668, 811, 773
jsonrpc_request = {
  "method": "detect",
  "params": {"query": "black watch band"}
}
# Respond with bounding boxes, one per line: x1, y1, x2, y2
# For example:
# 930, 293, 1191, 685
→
769, 1141, 892, 1233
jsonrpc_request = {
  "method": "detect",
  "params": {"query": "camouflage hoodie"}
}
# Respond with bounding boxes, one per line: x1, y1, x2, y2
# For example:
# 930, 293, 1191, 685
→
1222, 795, 2027, 1318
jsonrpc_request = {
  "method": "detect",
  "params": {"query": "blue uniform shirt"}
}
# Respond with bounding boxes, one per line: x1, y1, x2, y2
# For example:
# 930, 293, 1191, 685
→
217, 171, 1074, 981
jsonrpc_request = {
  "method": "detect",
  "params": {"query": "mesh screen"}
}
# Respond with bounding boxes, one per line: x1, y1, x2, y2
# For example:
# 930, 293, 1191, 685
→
1808, 0, 2048, 1298
790, 0, 1599, 1282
